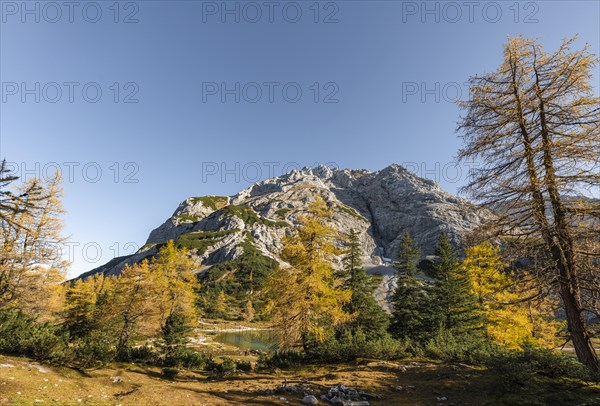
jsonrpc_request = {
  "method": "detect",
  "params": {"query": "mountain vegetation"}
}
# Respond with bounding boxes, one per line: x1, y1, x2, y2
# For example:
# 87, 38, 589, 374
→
0, 35, 599, 404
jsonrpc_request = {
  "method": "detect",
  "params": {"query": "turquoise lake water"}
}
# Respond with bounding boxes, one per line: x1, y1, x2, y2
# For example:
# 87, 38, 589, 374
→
213, 330, 276, 352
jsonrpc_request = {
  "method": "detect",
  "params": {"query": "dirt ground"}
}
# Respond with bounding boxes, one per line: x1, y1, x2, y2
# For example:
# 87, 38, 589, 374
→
1, 354, 600, 405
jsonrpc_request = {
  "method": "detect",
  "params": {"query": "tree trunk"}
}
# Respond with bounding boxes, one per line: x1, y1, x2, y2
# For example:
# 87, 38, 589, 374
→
532, 52, 599, 371
557, 257, 599, 371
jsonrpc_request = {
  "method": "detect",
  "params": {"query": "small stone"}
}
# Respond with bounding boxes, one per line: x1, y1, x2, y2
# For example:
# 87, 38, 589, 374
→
302, 395, 319, 405
329, 395, 343, 404
437, 397, 448, 402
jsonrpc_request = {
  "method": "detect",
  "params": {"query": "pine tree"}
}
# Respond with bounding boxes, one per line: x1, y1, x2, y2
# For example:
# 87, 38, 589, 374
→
160, 310, 194, 366
341, 229, 389, 338
389, 233, 434, 342
432, 232, 483, 337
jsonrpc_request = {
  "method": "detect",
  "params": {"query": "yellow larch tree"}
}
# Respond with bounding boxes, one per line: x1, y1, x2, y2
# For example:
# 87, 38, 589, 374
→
265, 195, 351, 351
463, 241, 533, 349
113, 260, 158, 355
0, 172, 68, 320
64, 273, 114, 338
150, 241, 200, 330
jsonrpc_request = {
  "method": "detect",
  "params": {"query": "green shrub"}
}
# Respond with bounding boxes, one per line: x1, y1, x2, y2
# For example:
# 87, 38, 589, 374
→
197, 236, 279, 319
424, 328, 491, 364
521, 342, 588, 379
275, 208, 291, 218
163, 347, 211, 369
311, 331, 408, 362
335, 204, 368, 222
485, 348, 533, 387
191, 196, 229, 211
25, 324, 72, 364
206, 356, 239, 377
175, 229, 239, 252
72, 330, 117, 368
484, 341, 591, 388
220, 357, 237, 373
257, 350, 306, 369
219, 205, 288, 228
118, 345, 158, 364
236, 359, 252, 372
0, 310, 32, 353
0, 310, 72, 365
162, 367, 180, 379
174, 214, 203, 224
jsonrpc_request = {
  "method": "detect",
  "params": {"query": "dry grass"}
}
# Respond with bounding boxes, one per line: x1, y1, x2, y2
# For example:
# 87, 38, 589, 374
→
1, 355, 599, 405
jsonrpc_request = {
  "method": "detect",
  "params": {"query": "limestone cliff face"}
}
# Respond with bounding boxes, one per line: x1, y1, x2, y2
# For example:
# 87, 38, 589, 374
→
81, 164, 492, 308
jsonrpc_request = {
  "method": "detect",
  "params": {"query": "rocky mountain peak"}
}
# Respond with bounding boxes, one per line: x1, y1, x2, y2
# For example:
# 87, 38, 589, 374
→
81, 164, 491, 309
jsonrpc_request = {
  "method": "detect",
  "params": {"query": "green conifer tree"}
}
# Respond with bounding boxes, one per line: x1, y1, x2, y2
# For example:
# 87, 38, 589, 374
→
341, 229, 389, 338
389, 233, 434, 342
431, 232, 484, 337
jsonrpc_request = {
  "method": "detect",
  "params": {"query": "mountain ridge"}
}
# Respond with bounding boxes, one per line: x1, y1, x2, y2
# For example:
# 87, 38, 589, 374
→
80, 164, 492, 307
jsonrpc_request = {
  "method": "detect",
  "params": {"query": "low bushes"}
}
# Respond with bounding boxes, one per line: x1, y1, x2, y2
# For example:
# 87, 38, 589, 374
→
205, 356, 253, 378
257, 350, 307, 369
0, 311, 72, 365
311, 331, 409, 362
486, 341, 591, 386
423, 329, 493, 364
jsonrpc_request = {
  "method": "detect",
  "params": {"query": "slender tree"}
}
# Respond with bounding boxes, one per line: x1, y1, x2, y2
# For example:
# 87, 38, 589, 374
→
160, 310, 194, 362
389, 233, 434, 342
64, 274, 113, 339
463, 241, 533, 349
214, 290, 229, 319
265, 196, 350, 351
341, 229, 389, 338
432, 233, 484, 337
0, 172, 68, 318
457, 36, 600, 370
150, 241, 199, 330
113, 260, 157, 358
0, 159, 44, 229
244, 299, 255, 322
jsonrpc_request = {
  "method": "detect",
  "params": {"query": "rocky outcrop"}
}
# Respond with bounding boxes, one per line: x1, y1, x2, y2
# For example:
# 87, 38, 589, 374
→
82, 164, 492, 308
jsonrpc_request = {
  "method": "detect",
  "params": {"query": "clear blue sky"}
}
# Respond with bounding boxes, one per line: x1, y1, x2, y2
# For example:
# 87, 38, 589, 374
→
1, 0, 598, 277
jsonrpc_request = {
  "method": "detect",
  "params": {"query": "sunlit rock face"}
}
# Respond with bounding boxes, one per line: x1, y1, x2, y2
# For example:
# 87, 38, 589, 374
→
81, 164, 491, 310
